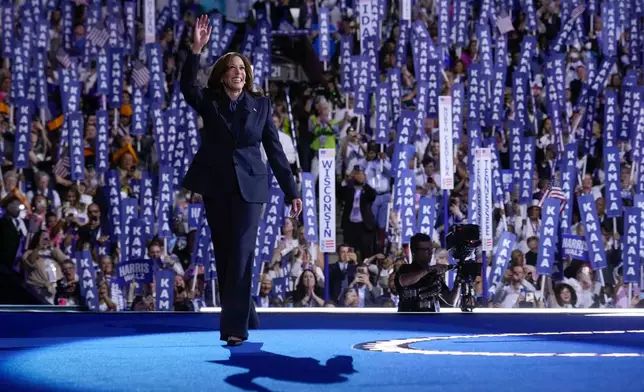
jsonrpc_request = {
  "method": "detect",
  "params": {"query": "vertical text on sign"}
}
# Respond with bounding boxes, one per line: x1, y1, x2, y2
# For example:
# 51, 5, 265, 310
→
143, 0, 155, 44
438, 96, 454, 190
475, 148, 493, 251
318, 149, 336, 253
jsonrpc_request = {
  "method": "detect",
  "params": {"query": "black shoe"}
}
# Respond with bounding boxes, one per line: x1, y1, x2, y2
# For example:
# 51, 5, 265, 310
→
227, 337, 243, 347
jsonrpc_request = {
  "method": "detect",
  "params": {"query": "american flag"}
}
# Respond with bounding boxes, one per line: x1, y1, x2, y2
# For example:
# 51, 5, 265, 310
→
56, 48, 71, 68
538, 184, 568, 213
53, 156, 71, 179
571, 3, 586, 19
131, 61, 150, 88
496, 14, 514, 34
87, 25, 109, 48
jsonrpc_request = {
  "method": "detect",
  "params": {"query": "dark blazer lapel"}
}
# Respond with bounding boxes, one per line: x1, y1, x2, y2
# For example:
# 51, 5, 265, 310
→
210, 90, 235, 139
238, 94, 257, 135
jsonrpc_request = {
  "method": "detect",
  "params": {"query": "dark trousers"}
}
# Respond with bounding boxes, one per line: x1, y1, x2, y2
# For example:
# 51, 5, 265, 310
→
204, 187, 262, 341
343, 222, 375, 260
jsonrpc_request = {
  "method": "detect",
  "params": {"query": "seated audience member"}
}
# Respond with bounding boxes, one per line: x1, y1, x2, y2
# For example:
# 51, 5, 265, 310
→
290, 247, 325, 287
22, 230, 68, 303
347, 263, 379, 307
329, 244, 357, 300
54, 259, 80, 306
254, 274, 275, 308
340, 287, 359, 307
291, 269, 325, 307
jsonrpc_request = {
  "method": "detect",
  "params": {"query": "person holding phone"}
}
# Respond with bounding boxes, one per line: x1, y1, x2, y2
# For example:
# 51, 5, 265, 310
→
348, 264, 379, 307
491, 265, 539, 308
181, 15, 302, 346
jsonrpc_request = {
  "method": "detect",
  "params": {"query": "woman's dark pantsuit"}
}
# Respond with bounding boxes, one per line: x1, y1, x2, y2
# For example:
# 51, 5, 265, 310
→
204, 188, 261, 341
180, 52, 299, 343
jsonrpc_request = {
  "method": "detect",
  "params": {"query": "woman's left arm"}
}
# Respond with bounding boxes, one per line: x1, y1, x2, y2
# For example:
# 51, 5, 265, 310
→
262, 98, 299, 203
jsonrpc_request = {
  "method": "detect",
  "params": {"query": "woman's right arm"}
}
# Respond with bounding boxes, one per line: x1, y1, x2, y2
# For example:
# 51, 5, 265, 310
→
180, 51, 205, 112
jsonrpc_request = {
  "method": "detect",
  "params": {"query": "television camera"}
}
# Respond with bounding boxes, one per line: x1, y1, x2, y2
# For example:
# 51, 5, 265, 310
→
446, 224, 483, 312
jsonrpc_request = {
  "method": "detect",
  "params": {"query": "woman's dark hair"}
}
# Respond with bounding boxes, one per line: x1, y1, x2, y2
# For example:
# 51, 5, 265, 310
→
207, 52, 263, 97
28, 230, 47, 250
292, 269, 322, 304
554, 283, 578, 307
66, 186, 81, 205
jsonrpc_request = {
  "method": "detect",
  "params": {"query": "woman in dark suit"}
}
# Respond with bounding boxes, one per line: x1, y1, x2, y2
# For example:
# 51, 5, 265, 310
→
181, 15, 302, 346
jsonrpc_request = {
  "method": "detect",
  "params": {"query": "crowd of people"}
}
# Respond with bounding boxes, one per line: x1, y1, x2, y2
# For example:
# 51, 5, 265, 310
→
0, 0, 642, 311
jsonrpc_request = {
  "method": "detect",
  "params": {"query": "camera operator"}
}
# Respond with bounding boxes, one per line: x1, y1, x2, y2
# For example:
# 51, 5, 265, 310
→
394, 233, 459, 312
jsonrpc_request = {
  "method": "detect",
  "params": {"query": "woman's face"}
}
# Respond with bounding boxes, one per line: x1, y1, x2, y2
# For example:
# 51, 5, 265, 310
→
559, 287, 572, 303
454, 61, 465, 74
301, 270, 315, 288
66, 190, 77, 204
30, 129, 39, 144
1, 75, 11, 91
283, 218, 293, 235
120, 153, 134, 171
272, 113, 281, 127
223, 56, 246, 92
301, 250, 310, 264
39, 232, 51, 248
85, 124, 97, 140
46, 215, 58, 228
101, 257, 113, 275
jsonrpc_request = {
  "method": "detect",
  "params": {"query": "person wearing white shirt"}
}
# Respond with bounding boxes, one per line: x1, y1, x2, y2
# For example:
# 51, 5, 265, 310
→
290, 248, 325, 288
270, 111, 298, 166
514, 200, 542, 253
577, 173, 603, 201
414, 120, 433, 159
27, 172, 62, 212
254, 274, 275, 308
339, 127, 367, 177
492, 265, 539, 308
365, 147, 392, 231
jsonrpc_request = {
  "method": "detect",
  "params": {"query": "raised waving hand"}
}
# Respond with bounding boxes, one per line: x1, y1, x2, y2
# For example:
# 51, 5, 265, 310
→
191, 14, 212, 53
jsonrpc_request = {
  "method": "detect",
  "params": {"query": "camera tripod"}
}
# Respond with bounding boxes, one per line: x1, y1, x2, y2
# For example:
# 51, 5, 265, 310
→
451, 260, 479, 312
457, 276, 477, 312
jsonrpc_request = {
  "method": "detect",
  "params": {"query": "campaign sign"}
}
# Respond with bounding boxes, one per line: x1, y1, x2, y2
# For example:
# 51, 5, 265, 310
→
400, 168, 416, 244
187, 203, 204, 231
76, 250, 99, 310
301, 172, 319, 242
487, 232, 516, 299
536, 198, 561, 275
155, 269, 175, 311
318, 149, 336, 252
416, 196, 436, 238
577, 194, 608, 270
560, 234, 589, 261
115, 258, 154, 286
622, 207, 641, 284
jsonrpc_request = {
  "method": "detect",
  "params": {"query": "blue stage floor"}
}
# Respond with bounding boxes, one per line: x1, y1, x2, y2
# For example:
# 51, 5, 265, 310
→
1, 309, 644, 392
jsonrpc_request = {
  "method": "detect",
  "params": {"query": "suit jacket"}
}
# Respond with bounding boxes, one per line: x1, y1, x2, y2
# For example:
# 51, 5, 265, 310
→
0, 215, 23, 270
338, 182, 377, 230
329, 262, 356, 302
180, 53, 298, 204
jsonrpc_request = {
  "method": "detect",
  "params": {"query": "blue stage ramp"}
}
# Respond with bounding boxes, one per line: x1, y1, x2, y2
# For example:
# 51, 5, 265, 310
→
1, 308, 644, 392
